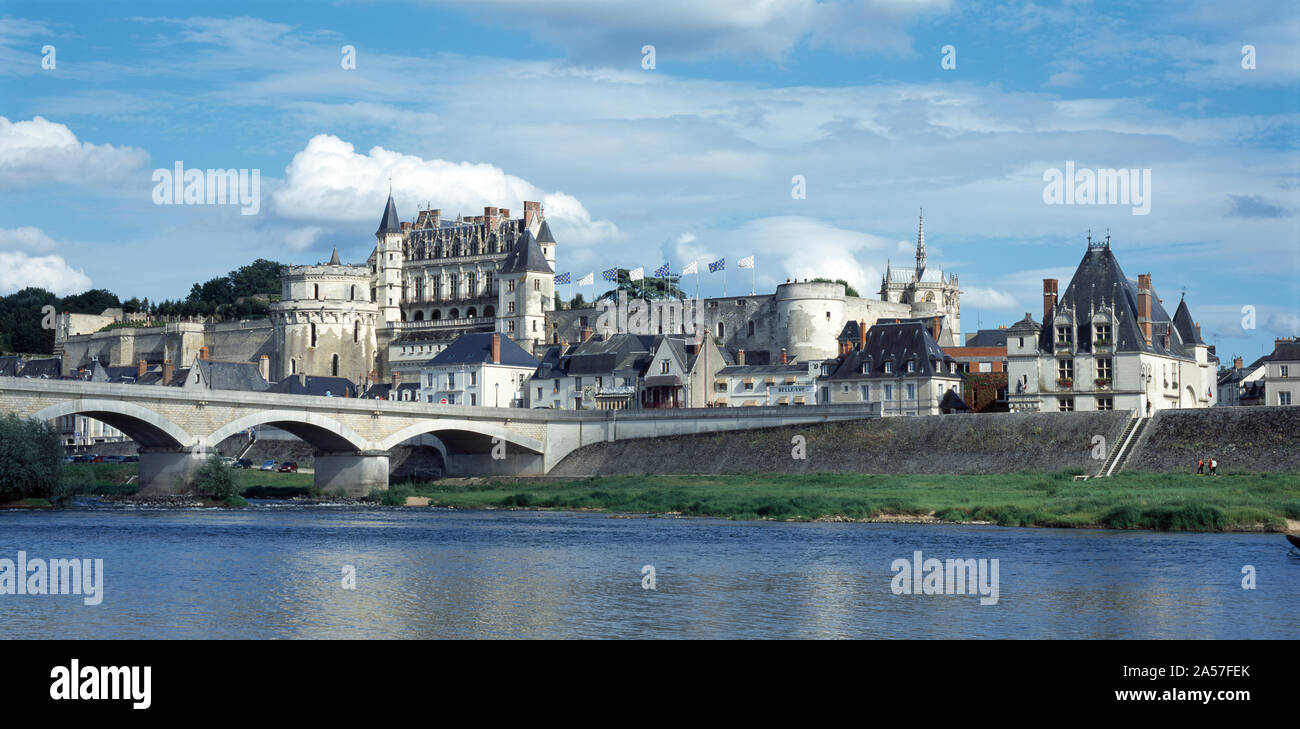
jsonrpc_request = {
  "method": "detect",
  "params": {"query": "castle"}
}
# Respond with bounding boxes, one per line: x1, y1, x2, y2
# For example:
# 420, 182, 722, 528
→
55, 194, 961, 389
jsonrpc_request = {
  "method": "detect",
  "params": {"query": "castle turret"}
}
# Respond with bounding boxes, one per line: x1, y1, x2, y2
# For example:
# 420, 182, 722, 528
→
497, 227, 554, 350
375, 193, 405, 323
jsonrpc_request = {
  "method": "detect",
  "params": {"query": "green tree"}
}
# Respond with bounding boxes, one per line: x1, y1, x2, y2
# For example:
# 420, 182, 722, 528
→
194, 455, 238, 500
0, 287, 59, 354
60, 288, 121, 314
810, 278, 859, 297
595, 269, 686, 303
0, 413, 63, 502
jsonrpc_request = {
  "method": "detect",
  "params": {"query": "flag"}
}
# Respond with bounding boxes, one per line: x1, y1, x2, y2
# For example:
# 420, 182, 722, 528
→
629, 267, 644, 281
709, 257, 725, 273
602, 267, 619, 282
554, 272, 571, 285
654, 263, 670, 278
681, 261, 698, 275
738, 256, 754, 269
577, 272, 594, 286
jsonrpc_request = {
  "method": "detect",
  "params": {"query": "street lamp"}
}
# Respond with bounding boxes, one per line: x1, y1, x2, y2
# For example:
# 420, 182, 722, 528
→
495, 381, 500, 408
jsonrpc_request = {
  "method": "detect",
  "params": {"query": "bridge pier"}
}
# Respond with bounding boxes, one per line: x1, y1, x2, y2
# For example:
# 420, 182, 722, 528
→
314, 450, 389, 498
138, 447, 214, 495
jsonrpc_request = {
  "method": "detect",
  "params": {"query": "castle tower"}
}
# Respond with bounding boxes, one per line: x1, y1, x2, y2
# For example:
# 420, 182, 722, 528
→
497, 227, 554, 351
374, 193, 405, 323
271, 248, 380, 384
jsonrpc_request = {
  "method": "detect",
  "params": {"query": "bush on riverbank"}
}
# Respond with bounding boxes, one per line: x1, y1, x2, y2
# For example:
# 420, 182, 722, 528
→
0, 413, 63, 502
194, 455, 238, 500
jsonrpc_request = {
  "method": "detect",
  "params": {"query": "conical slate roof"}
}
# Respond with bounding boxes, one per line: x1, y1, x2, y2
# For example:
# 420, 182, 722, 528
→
500, 228, 554, 275
536, 219, 557, 244
328, 246, 341, 265
376, 193, 401, 235
1172, 296, 1203, 345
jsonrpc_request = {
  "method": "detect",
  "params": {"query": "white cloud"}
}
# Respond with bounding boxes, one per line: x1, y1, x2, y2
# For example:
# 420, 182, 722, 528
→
0, 116, 148, 188
962, 286, 1021, 312
0, 226, 58, 253
272, 134, 620, 247
0, 251, 92, 296
284, 225, 325, 252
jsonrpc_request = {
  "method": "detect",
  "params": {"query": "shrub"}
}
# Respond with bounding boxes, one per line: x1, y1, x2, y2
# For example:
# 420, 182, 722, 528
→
1100, 505, 1143, 529
1284, 503, 1300, 520
0, 413, 63, 502
194, 455, 238, 500
223, 495, 249, 508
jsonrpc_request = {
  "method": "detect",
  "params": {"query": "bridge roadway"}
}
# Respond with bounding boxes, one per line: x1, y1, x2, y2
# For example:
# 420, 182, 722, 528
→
0, 379, 881, 496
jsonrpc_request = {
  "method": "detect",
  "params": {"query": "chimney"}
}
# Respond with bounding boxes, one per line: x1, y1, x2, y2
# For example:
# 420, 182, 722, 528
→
1234, 356, 1243, 370
1042, 279, 1058, 321
581, 327, 593, 343
499, 208, 510, 220
258, 354, 270, 382
430, 209, 441, 228
137, 359, 147, 378
1137, 273, 1152, 345
780, 348, 788, 365
859, 319, 866, 351
162, 360, 174, 385
391, 371, 401, 389
737, 349, 746, 366
484, 206, 499, 228
1195, 322, 1202, 340
523, 201, 541, 229
491, 333, 501, 364
931, 316, 942, 342
199, 346, 210, 360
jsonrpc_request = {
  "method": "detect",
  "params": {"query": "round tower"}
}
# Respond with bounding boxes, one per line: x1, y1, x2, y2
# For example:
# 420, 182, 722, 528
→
271, 248, 380, 385
775, 281, 845, 362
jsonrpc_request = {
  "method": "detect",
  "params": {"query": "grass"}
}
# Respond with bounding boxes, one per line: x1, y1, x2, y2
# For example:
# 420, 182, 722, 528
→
388, 471, 1300, 532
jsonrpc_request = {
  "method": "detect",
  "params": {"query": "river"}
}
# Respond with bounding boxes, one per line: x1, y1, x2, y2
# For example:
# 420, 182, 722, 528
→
1, 503, 1295, 639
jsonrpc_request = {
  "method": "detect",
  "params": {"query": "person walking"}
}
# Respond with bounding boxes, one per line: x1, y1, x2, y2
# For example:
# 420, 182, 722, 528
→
1197, 457, 1204, 475
1210, 457, 1218, 476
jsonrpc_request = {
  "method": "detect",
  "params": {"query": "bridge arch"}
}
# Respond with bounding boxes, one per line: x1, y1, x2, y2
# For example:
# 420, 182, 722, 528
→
205, 409, 370, 452
29, 399, 195, 449
378, 419, 544, 455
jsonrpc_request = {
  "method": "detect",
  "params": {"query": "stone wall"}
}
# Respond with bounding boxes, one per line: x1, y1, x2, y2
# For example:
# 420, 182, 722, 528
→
549, 410, 1132, 476
1126, 406, 1300, 473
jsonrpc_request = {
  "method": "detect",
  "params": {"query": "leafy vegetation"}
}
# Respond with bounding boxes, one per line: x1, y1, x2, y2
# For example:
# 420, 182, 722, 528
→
595, 268, 687, 302
0, 414, 64, 502
193, 455, 239, 500
810, 278, 859, 297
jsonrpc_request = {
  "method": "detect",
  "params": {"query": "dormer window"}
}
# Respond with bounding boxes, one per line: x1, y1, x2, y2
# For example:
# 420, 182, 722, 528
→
884, 361, 893, 374
1055, 326, 1072, 345
907, 361, 916, 373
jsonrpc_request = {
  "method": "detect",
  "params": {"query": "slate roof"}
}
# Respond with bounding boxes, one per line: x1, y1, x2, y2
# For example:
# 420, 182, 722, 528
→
363, 382, 421, 400
1172, 296, 1203, 345
535, 220, 556, 244
376, 193, 402, 236
1040, 243, 1203, 361
716, 362, 809, 377
192, 359, 270, 392
19, 357, 61, 379
837, 320, 863, 343
964, 329, 1009, 347
534, 333, 658, 379
0, 356, 22, 377
268, 374, 357, 398
826, 321, 956, 379
1263, 340, 1300, 362
423, 332, 539, 368
499, 228, 554, 275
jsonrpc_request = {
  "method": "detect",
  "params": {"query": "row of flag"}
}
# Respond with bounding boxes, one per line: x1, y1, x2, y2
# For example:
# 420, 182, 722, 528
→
554, 256, 753, 287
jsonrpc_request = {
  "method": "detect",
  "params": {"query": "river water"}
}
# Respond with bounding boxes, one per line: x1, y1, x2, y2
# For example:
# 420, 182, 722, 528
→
1, 504, 1295, 639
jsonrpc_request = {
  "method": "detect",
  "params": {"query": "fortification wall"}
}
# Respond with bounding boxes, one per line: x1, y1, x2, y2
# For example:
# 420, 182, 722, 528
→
1126, 406, 1300, 473
549, 410, 1132, 476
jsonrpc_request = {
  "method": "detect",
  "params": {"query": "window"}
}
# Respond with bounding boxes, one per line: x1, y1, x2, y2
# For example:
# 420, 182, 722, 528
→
1018, 337, 1025, 347
310, 323, 317, 348
1057, 359, 1073, 381
883, 384, 894, 400
1281, 392, 1292, 406
907, 361, 916, 373
1097, 397, 1113, 411
717, 322, 725, 338
1056, 325, 1072, 346
1282, 365, 1290, 378
906, 383, 916, 400
661, 360, 670, 374
1094, 324, 1112, 343
884, 362, 893, 374
537, 387, 543, 400
1058, 397, 1074, 412
747, 321, 754, 336
860, 384, 871, 400
575, 377, 583, 388
354, 321, 360, 342
1097, 358, 1112, 381
447, 373, 456, 389
508, 321, 515, 333
331, 354, 339, 377
507, 280, 516, 293
470, 372, 477, 386
470, 394, 477, 406
534, 279, 540, 291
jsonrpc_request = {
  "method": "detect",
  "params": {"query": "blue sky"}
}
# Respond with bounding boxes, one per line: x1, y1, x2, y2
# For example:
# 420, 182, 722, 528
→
1, 0, 1297, 361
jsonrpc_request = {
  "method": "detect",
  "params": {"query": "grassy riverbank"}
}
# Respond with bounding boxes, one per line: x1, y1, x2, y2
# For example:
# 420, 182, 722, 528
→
384, 471, 1300, 532
57, 463, 316, 498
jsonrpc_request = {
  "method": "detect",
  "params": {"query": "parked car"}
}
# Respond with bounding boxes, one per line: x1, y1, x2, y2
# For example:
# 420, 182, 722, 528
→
259, 460, 277, 471
70, 454, 95, 463
102, 455, 125, 463
234, 458, 253, 469
122, 455, 139, 463
277, 461, 298, 473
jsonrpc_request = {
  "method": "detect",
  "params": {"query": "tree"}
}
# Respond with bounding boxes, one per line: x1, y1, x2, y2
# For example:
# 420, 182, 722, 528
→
0, 413, 63, 502
194, 454, 238, 500
595, 269, 686, 303
568, 292, 587, 309
60, 288, 121, 315
0, 287, 59, 354
554, 292, 565, 310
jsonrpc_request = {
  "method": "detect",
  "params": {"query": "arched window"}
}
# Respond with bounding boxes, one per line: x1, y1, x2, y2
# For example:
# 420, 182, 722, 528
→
349, 285, 356, 300
310, 323, 317, 347
290, 358, 297, 374
484, 305, 495, 318
313, 284, 320, 300
354, 321, 360, 342
717, 322, 725, 338
413, 311, 424, 321
331, 354, 339, 377
432, 310, 441, 320
467, 307, 477, 318
449, 308, 459, 319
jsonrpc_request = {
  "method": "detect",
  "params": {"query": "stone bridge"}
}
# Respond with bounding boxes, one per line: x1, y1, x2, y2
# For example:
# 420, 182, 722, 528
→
0, 379, 880, 496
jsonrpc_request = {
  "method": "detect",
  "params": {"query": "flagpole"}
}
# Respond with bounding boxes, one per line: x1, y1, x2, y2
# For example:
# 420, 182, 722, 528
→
750, 262, 755, 296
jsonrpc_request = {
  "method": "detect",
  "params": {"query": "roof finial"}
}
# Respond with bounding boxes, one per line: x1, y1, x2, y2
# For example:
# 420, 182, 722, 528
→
915, 208, 926, 276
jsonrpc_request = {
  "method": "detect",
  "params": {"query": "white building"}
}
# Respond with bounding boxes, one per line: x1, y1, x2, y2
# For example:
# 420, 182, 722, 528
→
1007, 236, 1217, 414
1261, 338, 1300, 407
418, 332, 538, 407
